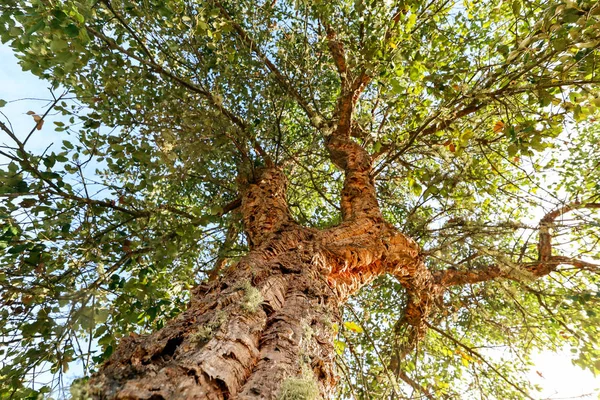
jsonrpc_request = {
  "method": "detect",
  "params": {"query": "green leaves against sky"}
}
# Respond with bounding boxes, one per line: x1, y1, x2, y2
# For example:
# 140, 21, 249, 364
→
1, 0, 600, 398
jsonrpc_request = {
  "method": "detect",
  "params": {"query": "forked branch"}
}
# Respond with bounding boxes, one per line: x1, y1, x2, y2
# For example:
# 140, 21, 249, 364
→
321, 23, 371, 138
434, 201, 600, 287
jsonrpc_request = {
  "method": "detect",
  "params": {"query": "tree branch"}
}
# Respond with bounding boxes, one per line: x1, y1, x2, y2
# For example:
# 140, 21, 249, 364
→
325, 135, 381, 221
396, 369, 435, 400
83, 25, 248, 133
425, 322, 535, 400
98, 0, 154, 59
319, 24, 377, 221
213, 0, 325, 130
321, 21, 371, 138
434, 202, 600, 287
208, 223, 239, 281
373, 101, 482, 176
324, 24, 348, 81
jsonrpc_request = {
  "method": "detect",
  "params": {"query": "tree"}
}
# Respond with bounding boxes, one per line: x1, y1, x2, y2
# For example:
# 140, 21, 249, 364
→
1, 0, 600, 398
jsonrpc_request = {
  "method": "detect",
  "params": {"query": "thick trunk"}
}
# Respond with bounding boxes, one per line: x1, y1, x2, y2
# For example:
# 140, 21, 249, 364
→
90, 155, 430, 398
90, 228, 339, 399
89, 168, 345, 399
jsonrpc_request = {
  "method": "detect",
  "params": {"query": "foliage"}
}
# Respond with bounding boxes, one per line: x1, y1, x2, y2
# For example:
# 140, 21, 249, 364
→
0, 0, 599, 398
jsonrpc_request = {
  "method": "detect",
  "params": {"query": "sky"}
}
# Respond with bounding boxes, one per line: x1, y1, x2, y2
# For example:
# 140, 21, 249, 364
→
1, 42, 599, 399
0, 44, 67, 155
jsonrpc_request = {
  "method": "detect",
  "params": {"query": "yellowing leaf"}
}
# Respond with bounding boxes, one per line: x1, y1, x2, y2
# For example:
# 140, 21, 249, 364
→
30, 114, 44, 130
334, 339, 346, 355
493, 120, 505, 133
460, 129, 474, 143
343, 321, 363, 333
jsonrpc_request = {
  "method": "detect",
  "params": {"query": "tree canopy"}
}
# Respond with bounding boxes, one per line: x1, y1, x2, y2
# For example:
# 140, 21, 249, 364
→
1, 0, 600, 398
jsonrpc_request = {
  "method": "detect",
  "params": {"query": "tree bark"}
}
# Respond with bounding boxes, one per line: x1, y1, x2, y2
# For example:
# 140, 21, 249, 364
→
91, 233, 340, 399
90, 168, 341, 399
88, 125, 439, 399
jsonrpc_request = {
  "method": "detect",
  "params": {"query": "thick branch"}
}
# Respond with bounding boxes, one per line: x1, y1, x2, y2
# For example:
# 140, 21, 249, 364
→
324, 25, 348, 80
434, 202, 600, 287
325, 135, 381, 221
317, 23, 380, 223
336, 73, 371, 138
382, 201, 599, 363
322, 24, 371, 138
239, 167, 295, 247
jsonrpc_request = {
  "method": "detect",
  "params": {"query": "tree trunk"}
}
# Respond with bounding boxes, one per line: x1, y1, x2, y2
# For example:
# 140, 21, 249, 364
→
91, 230, 339, 399
88, 168, 342, 399
90, 148, 431, 398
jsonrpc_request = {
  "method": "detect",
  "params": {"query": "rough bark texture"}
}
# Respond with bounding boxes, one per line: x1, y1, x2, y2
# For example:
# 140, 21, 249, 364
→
90, 169, 340, 399
86, 116, 595, 399
89, 129, 434, 399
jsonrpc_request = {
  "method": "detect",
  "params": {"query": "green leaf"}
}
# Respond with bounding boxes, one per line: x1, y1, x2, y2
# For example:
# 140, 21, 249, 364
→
26, 20, 45, 35
512, 0, 521, 15
50, 39, 69, 52
64, 24, 79, 38
411, 182, 423, 196
553, 39, 567, 52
